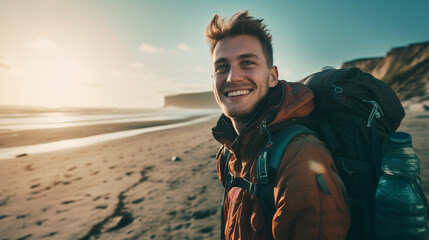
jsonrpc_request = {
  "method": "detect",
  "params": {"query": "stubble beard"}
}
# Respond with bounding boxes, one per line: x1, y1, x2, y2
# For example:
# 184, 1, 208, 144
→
221, 76, 271, 125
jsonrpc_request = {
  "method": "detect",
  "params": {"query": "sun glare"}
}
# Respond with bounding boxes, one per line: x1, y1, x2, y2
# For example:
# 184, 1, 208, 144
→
24, 49, 86, 108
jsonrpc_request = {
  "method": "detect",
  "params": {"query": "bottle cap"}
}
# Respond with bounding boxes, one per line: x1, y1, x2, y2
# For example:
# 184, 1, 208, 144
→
389, 132, 412, 147
383, 132, 419, 177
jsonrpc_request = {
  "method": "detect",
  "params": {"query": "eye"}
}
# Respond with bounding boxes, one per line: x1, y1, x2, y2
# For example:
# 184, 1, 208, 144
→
215, 64, 230, 73
241, 60, 255, 67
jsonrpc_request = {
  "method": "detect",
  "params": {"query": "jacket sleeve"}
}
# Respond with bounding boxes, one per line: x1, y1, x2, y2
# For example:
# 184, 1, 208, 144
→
272, 134, 350, 240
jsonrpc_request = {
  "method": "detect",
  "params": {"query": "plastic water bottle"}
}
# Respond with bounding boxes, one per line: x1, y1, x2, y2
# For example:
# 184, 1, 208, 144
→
375, 132, 429, 240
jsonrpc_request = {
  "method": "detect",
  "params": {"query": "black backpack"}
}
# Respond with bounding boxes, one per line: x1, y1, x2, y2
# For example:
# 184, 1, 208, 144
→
220, 67, 406, 240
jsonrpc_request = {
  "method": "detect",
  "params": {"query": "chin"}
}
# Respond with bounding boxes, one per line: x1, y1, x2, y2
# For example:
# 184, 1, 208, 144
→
223, 108, 253, 120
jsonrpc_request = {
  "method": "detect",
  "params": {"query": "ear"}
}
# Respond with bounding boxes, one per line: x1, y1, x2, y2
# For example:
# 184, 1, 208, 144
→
268, 65, 279, 88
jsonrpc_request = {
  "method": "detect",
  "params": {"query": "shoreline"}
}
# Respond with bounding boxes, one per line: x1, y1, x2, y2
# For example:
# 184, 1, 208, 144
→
0, 114, 218, 160
0, 115, 206, 148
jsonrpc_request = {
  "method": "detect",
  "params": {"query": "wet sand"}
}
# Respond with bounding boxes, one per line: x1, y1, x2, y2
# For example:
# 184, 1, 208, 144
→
0, 116, 203, 148
0, 111, 427, 239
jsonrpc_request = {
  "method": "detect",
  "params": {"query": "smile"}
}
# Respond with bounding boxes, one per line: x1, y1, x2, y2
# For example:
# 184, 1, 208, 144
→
225, 89, 252, 97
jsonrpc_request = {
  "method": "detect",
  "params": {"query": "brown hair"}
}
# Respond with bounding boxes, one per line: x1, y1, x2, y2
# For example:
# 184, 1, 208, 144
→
205, 10, 273, 67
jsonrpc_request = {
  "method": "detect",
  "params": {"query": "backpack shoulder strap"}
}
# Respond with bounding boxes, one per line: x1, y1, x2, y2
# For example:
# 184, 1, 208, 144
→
256, 125, 317, 220
265, 125, 318, 171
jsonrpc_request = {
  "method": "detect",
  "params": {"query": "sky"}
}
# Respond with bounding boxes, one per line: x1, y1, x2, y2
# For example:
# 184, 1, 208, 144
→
0, 0, 428, 109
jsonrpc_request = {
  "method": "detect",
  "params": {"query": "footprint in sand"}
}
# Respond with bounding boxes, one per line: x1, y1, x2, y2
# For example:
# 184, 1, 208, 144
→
131, 198, 144, 204
199, 226, 214, 234
167, 179, 180, 190
187, 195, 196, 201
199, 186, 207, 194
68, 166, 77, 171
62, 177, 82, 186
172, 224, 183, 230
43, 232, 58, 237
30, 183, 40, 189
41, 206, 51, 212
24, 164, 35, 171
36, 219, 47, 226
53, 181, 62, 186
95, 205, 108, 209
0, 196, 10, 207
93, 194, 109, 201
16, 214, 30, 219
168, 210, 177, 217
93, 195, 103, 201
192, 208, 217, 220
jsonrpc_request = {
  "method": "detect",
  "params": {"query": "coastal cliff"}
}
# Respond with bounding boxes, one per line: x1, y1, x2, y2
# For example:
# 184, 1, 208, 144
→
342, 41, 429, 102
164, 92, 218, 109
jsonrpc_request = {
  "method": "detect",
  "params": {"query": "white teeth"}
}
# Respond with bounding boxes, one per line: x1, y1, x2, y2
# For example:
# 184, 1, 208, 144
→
227, 90, 250, 97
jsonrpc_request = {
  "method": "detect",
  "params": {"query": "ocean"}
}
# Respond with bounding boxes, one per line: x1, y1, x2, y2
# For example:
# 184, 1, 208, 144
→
0, 107, 220, 160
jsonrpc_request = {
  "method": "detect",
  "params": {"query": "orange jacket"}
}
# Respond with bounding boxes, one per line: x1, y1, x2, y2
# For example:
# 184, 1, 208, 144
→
212, 81, 350, 239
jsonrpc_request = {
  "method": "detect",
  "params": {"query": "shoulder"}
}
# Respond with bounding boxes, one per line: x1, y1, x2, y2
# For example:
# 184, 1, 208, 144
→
286, 133, 330, 158
278, 133, 334, 176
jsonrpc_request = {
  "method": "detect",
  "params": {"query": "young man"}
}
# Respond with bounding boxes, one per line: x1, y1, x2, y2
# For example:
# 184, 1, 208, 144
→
206, 11, 350, 239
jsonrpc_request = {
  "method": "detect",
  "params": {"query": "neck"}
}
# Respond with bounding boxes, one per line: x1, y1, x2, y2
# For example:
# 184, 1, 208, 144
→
231, 119, 246, 135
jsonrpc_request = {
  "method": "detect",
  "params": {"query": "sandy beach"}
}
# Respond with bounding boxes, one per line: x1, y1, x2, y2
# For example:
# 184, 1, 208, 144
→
0, 110, 428, 240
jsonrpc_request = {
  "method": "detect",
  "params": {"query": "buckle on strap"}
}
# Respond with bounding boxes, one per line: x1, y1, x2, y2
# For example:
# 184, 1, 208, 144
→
247, 180, 258, 196
228, 176, 258, 196
225, 171, 234, 188
257, 151, 269, 185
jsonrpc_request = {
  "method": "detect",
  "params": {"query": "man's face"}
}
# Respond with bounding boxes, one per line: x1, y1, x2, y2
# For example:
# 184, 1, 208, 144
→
211, 35, 278, 121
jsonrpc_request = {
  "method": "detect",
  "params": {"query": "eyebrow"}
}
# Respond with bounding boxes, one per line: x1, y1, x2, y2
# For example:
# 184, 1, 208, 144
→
214, 53, 259, 65
214, 58, 227, 66
238, 53, 258, 59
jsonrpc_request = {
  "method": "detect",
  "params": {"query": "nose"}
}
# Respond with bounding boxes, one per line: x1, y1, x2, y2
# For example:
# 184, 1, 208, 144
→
226, 65, 244, 83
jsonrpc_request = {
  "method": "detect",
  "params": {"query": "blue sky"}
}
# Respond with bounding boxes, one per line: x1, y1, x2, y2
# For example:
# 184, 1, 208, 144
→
0, 0, 428, 108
